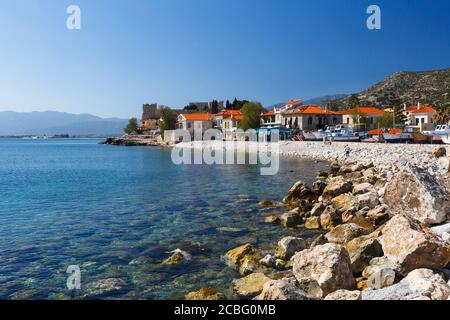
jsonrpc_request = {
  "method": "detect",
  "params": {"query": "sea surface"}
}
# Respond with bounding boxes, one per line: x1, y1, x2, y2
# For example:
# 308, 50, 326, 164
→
0, 138, 330, 299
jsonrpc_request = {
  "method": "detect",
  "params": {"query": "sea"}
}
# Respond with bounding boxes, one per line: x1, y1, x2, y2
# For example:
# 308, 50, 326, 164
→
0, 138, 330, 299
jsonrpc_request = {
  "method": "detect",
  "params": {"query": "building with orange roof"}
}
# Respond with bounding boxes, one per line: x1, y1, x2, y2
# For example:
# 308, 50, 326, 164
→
280, 105, 342, 130
177, 113, 213, 139
260, 99, 304, 128
212, 110, 245, 140
335, 106, 385, 130
404, 103, 437, 128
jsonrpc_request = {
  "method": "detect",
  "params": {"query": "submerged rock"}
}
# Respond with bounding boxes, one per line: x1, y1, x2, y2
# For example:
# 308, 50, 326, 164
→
291, 243, 356, 297
275, 237, 306, 260
232, 273, 271, 298
82, 278, 127, 298
185, 288, 224, 300
264, 215, 280, 223
381, 215, 450, 275
258, 200, 278, 207
161, 249, 191, 265
256, 277, 310, 300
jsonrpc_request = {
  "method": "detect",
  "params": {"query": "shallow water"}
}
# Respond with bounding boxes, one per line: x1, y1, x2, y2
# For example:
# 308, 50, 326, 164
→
0, 139, 330, 299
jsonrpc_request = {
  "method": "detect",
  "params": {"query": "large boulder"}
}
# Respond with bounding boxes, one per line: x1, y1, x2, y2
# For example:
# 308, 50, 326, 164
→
255, 277, 310, 300
280, 208, 303, 228
275, 237, 306, 260
366, 205, 391, 226
320, 206, 342, 230
356, 192, 380, 210
305, 217, 321, 229
381, 215, 450, 275
312, 180, 327, 196
353, 182, 376, 195
322, 176, 353, 200
232, 273, 271, 298
283, 180, 314, 205
310, 202, 326, 217
291, 243, 356, 297
331, 193, 356, 211
346, 232, 383, 274
325, 223, 371, 245
383, 165, 450, 225
362, 269, 450, 300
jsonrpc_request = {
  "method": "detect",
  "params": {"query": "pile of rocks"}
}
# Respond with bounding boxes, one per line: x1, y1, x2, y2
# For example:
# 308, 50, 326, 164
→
219, 150, 450, 300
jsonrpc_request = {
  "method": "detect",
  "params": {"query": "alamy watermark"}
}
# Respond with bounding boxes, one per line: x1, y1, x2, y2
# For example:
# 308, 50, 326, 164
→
66, 265, 81, 290
66, 5, 81, 30
171, 128, 280, 176
367, 5, 381, 30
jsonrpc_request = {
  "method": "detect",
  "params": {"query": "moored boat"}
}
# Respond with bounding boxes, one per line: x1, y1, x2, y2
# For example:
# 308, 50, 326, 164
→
382, 132, 414, 143
442, 135, 450, 145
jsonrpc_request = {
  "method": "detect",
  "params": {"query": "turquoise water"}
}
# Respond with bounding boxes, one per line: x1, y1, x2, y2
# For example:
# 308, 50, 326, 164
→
0, 139, 329, 300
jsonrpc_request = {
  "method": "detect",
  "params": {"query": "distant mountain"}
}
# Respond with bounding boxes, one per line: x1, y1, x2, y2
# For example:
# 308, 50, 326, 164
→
330, 68, 450, 108
303, 94, 349, 106
0, 111, 129, 136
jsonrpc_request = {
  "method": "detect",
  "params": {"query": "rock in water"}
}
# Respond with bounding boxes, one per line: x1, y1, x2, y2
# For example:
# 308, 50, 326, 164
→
256, 277, 310, 300
280, 209, 303, 228
224, 243, 262, 275
324, 290, 362, 300
161, 249, 191, 265
383, 165, 450, 225
185, 288, 224, 300
291, 243, 356, 297
82, 278, 126, 298
283, 180, 314, 206
362, 269, 450, 300
325, 223, 371, 245
232, 273, 271, 298
275, 237, 306, 260
381, 215, 450, 275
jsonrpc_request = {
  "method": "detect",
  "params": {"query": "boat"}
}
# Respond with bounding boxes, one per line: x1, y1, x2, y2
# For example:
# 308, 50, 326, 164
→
322, 125, 362, 142
302, 131, 319, 141
442, 135, 450, 145
422, 124, 450, 137
382, 132, 414, 143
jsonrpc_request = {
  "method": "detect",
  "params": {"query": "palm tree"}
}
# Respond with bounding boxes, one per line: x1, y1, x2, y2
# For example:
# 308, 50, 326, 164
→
433, 107, 450, 124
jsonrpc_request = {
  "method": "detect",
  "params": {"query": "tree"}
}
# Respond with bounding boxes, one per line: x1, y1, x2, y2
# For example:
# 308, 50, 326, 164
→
225, 100, 231, 110
124, 118, 138, 134
350, 110, 369, 130
238, 102, 265, 130
388, 96, 407, 125
348, 94, 361, 108
158, 106, 178, 132
184, 104, 199, 111
433, 106, 450, 124
209, 100, 219, 114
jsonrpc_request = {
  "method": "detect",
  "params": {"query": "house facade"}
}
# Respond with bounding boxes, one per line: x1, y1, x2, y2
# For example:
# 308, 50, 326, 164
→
213, 110, 244, 140
405, 104, 437, 128
177, 113, 213, 140
260, 99, 304, 128
282, 105, 341, 130
336, 106, 385, 130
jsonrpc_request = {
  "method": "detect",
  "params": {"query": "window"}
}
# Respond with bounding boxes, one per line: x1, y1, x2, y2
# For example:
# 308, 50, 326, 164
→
308, 117, 313, 125
187, 122, 191, 129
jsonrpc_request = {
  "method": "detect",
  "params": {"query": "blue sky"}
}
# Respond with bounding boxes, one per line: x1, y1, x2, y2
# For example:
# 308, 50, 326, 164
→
0, 0, 449, 118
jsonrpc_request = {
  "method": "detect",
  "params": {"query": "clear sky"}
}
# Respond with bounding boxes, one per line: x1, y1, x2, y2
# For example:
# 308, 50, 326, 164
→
0, 0, 449, 118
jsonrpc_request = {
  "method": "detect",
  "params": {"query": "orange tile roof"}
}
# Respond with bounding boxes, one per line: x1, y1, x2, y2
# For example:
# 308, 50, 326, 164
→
284, 105, 338, 115
336, 107, 385, 115
262, 111, 276, 116
234, 114, 244, 121
215, 110, 241, 116
181, 113, 212, 121
406, 105, 437, 113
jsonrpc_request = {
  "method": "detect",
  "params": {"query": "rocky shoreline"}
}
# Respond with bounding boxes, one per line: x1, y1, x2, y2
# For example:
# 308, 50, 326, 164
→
181, 144, 450, 300
101, 135, 162, 147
